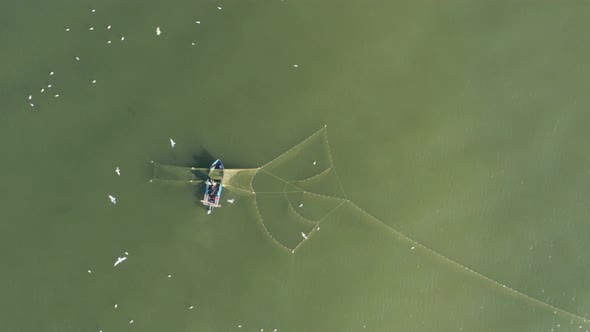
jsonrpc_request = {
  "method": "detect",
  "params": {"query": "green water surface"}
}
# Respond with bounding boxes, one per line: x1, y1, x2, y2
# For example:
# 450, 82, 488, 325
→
1, 1, 590, 331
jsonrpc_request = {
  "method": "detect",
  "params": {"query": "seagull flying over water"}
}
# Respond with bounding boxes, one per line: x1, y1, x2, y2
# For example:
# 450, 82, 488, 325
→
301, 232, 308, 240
169, 138, 176, 148
115, 166, 121, 176
114, 256, 127, 266
108, 195, 117, 204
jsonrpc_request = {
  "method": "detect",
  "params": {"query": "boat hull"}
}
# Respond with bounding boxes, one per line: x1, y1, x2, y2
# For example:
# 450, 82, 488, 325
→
201, 159, 224, 210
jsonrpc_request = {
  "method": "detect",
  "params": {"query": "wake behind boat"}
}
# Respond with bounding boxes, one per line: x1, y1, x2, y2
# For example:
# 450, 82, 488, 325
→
201, 159, 224, 213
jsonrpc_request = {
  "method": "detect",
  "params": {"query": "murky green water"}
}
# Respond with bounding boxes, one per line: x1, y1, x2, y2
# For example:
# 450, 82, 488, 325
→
2, 1, 590, 331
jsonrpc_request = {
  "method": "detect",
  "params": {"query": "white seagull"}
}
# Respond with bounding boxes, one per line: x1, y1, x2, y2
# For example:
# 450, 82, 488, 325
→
227, 199, 235, 204
156, 26, 162, 36
115, 166, 121, 176
114, 256, 127, 266
301, 232, 308, 240
108, 195, 117, 204
169, 138, 176, 148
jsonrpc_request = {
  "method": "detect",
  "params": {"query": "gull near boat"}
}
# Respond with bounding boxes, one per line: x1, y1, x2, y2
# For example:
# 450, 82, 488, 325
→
201, 159, 224, 214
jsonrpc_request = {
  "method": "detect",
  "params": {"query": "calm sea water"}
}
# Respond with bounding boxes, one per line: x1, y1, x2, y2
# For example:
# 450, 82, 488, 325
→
1, 1, 590, 331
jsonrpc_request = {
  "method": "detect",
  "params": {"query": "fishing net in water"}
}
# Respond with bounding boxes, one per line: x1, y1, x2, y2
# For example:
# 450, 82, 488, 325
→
249, 126, 347, 250
149, 126, 589, 330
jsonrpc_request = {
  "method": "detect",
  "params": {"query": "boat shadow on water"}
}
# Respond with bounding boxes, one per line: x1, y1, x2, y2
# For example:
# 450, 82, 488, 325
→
190, 147, 216, 170
186, 150, 213, 210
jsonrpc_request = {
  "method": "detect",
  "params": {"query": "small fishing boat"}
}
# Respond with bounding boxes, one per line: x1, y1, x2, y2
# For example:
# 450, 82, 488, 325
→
201, 159, 224, 213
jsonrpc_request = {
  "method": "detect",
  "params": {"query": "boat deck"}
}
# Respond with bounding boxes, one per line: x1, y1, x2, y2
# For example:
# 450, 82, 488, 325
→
201, 200, 221, 208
